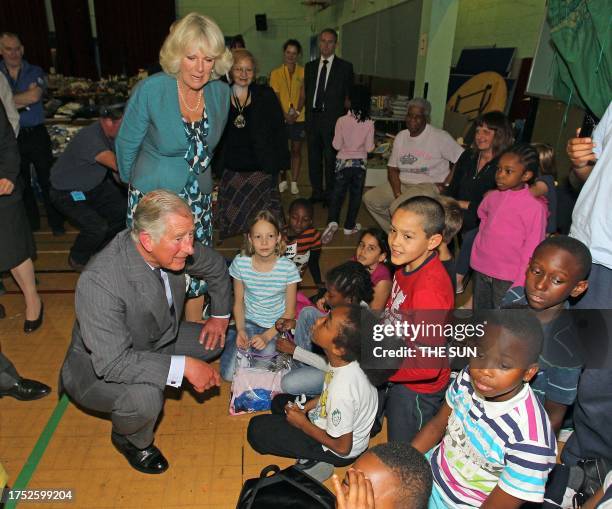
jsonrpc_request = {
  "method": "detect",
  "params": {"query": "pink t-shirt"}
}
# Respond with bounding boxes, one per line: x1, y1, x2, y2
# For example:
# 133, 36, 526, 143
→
370, 262, 391, 287
333, 113, 375, 160
471, 186, 547, 286
388, 124, 464, 184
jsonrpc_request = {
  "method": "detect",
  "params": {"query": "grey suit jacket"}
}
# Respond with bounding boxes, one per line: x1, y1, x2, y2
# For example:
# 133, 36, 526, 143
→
61, 230, 231, 393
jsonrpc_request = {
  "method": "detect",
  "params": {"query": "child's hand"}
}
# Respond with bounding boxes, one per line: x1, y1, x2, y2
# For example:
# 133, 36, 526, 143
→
275, 318, 296, 333
332, 470, 375, 509
285, 404, 308, 429
236, 330, 249, 349
276, 337, 296, 355
250, 334, 268, 350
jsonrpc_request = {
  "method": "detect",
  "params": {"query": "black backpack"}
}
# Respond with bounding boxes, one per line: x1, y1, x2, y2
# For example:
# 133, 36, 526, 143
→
236, 464, 336, 509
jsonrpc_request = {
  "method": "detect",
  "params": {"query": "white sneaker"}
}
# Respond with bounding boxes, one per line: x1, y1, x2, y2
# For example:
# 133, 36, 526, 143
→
279, 180, 288, 193
291, 181, 299, 195
343, 223, 361, 235
321, 222, 338, 244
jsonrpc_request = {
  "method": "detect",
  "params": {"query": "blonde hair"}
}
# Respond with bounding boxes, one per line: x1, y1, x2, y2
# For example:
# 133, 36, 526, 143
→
230, 48, 258, 78
159, 12, 233, 79
243, 210, 286, 257
533, 142, 557, 178
436, 195, 463, 243
131, 190, 192, 243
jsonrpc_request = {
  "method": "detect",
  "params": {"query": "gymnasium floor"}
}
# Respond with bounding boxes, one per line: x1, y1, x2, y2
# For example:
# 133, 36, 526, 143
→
0, 174, 468, 508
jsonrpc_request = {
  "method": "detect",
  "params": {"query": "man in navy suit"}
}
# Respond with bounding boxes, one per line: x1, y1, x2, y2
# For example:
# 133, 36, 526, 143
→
304, 29, 354, 205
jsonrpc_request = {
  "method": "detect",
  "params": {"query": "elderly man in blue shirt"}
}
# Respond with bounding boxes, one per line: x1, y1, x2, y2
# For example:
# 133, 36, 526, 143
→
0, 32, 64, 234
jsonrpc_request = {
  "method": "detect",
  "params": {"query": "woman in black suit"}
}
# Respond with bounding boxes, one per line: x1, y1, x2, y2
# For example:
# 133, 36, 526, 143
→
215, 49, 289, 239
0, 102, 43, 332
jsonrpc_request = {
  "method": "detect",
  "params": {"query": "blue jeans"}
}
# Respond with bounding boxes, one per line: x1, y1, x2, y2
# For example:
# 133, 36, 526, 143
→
281, 306, 326, 395
220, 321, 277, 381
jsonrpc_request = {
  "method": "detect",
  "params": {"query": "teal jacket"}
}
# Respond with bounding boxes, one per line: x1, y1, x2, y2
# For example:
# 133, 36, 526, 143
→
116, 73, 230, 195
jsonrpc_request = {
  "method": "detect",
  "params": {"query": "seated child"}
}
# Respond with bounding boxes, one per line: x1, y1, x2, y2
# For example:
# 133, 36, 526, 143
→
220, 210, 301, 381
355, 227, 392, 310
277, 261, 374, 396
332, 442, 432, 509
436, 195, 463, 294
384, 196, 454, 443
247, 305, 379, 482
471, 144, 547, 309
412, 310, 557, 508
502, 236, 591, 434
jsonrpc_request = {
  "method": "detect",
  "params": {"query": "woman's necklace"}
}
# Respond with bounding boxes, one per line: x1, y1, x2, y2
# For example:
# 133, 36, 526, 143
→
473, 151, 492, 179
232, 88, 250, 129
177, 80, 201, 113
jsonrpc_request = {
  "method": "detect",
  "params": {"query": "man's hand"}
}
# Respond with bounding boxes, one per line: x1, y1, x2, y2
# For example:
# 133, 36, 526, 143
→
198, 316, 229, 350
285, 404, 308, 429
275, 317, 296, 333
183, 357, 221, 393
0, 178, 15, 196
332, 470, 375, 509
276, 337, 296, 355
567, 128, 597, 169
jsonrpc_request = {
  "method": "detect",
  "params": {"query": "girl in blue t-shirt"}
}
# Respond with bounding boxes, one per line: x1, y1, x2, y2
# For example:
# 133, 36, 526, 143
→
220, 210, 301, 381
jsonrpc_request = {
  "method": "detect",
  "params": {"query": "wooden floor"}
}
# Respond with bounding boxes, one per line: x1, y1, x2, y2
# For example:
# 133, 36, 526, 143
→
0, 174, 470, 508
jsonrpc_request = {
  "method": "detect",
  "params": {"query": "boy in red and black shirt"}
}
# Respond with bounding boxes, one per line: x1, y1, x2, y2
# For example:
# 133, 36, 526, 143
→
384, 196, 454, 442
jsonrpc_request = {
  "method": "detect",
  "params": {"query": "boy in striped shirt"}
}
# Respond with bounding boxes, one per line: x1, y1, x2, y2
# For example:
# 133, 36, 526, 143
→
412, 310, 557, 508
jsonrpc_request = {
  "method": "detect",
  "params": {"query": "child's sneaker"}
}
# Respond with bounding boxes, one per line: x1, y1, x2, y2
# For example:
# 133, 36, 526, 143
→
295, 459, 334, 482
321, 222, 338, 244
279, 180, 289, 193
291, 181, 299, 195
343, 223, 361, 235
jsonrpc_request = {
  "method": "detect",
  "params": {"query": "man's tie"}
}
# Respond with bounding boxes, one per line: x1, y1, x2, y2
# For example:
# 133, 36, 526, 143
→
153, 268, 175, 316
314, 59, 329, 110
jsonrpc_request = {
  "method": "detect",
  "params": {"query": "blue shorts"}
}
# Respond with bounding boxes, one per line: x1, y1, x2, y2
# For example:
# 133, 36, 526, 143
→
286, 121, 305, 141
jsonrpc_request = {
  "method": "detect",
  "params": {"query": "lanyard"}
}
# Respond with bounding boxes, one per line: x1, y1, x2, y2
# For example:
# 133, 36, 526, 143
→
283, 65, 295, 108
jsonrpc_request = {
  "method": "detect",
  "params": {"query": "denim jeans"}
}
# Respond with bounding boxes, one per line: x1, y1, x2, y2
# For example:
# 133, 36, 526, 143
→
281, 306, 326, 395
220, 321, 277, 381
327, 160, 367, 230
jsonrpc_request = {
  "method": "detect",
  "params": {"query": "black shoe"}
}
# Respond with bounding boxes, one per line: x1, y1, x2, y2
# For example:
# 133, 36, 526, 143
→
0, 378, 51, 401
111, 432, 169, 474
0, 303, 5, 319
52, 226, 66, 236
24, 301, 43, 333
68, 255, 86, 272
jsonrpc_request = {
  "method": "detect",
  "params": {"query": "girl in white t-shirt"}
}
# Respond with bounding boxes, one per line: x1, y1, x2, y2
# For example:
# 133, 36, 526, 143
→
247, 305, 381, 482
220, 210, 301, 381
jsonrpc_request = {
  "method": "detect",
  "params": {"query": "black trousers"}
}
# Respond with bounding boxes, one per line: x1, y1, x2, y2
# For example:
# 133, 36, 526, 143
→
327, 162, 366, 229
0, 352, 20, 390
247, 393, 354, 466
50, 178, 127, 265
306, 112, 337, 199
18, 125, 64, 231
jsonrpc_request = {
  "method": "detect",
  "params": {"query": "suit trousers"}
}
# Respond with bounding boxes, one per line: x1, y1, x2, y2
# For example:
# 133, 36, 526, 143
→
306, 112, 337, 199
0, 352, 20, 389
17, 125, 64, 231
63, 322, 222, 449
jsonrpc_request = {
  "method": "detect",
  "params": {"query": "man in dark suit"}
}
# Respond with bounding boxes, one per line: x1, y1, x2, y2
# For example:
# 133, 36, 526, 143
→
304, 28, 354, 205
60, 190, 231, 474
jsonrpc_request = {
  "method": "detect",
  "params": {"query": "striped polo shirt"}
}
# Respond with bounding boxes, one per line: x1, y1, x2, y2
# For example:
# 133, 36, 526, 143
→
429, 368, 557, 507
230, 255, 301, 328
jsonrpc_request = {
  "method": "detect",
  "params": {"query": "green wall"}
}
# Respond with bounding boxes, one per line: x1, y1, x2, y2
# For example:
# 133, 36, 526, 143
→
177, 0, 313, 77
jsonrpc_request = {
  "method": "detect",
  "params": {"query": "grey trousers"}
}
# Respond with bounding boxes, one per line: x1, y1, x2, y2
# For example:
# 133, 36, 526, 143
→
63, 322, 222, 449
0, 352, 20, 389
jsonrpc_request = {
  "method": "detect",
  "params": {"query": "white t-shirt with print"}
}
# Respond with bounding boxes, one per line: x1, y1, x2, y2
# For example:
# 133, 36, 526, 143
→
388, 124, 464, 184
307, 361, 378, 458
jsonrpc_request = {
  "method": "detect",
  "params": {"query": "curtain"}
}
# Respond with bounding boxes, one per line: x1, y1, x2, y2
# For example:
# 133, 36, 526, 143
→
548, 0, 612, 118
51, 0, 97, 78
0, 0, 51, 71
93, 0, 175, 77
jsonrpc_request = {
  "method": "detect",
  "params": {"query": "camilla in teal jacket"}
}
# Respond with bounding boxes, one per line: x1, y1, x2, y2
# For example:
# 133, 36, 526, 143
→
115, 12, 232, 318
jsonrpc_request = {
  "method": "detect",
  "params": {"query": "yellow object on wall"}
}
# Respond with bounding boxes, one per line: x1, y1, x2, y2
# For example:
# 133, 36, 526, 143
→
447, 71, 508, 120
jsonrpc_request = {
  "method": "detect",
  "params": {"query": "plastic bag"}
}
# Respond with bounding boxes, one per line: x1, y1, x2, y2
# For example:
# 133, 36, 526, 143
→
229, 349, 291, 415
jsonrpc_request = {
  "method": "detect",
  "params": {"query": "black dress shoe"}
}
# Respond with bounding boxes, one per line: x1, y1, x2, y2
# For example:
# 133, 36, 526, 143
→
111, 432, 169, 474
24, 301, 43, 333
0, 303, 5, 319
0, 378, 51, 401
